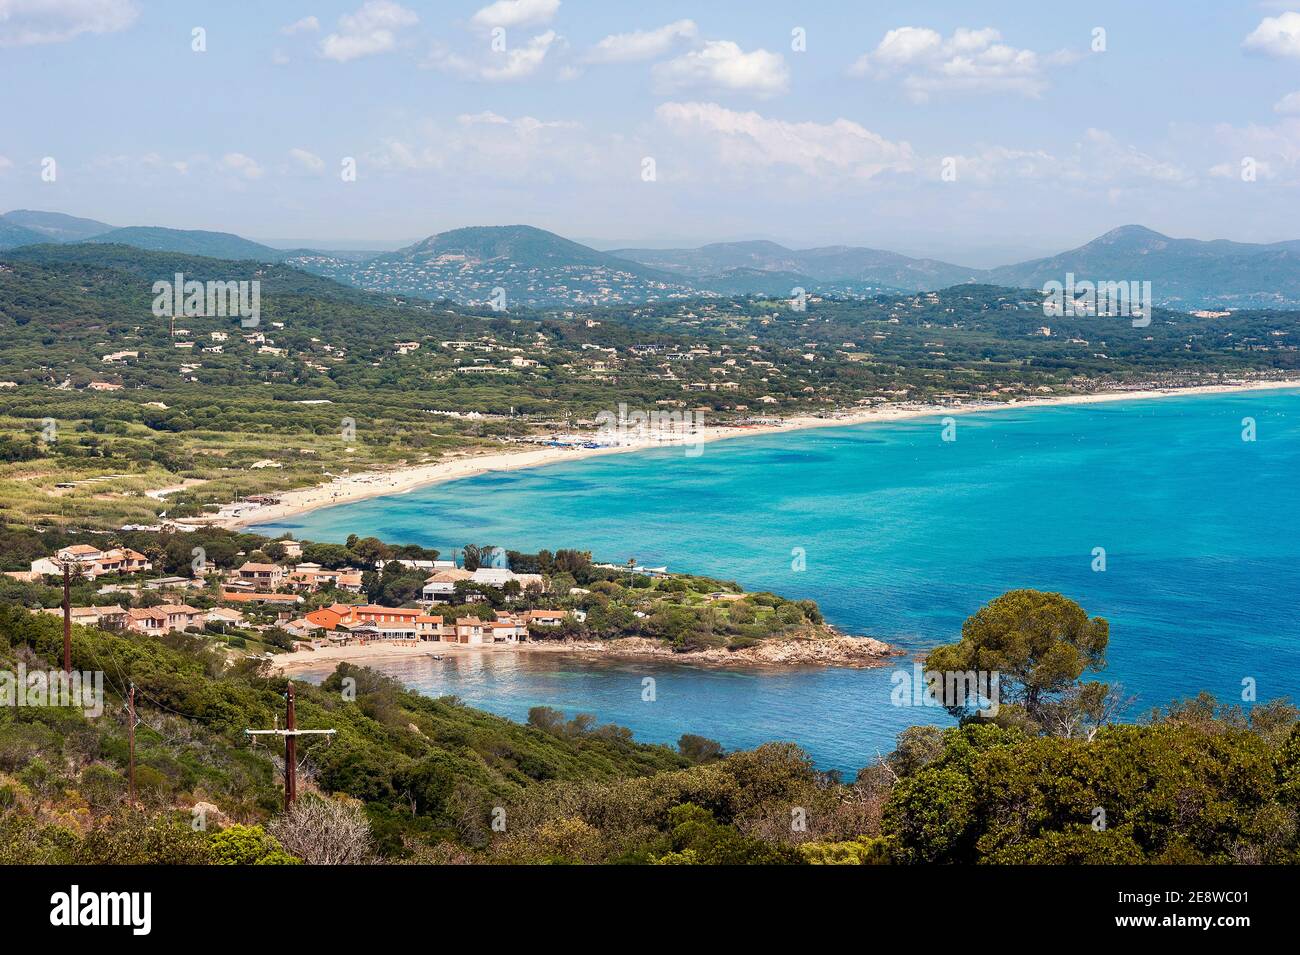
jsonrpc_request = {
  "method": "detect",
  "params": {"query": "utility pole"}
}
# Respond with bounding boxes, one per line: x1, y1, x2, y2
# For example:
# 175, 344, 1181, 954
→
244, 681, 336, 811
128, 683, 136, 805
61, 562, 72, 674
285, 681, 297, 807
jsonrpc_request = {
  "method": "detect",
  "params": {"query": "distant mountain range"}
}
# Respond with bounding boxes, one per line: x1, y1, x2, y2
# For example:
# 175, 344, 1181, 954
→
2, 209, 115, 242
982, 225, 1300, 308
610, 239, 978, 292
4, 210, 1300, 310
0, 210, 284, 261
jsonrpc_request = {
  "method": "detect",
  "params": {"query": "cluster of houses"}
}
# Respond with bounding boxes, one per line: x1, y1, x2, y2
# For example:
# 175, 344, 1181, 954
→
225, 560, 365, 596
280, 604, 572, 646
39, 602, 227, 637
29, 544, 153, 579
421, 566, 544, 601
23, 544, 578, 649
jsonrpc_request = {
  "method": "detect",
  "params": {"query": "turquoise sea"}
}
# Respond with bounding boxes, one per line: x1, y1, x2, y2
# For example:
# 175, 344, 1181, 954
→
256, 390, 1300, 771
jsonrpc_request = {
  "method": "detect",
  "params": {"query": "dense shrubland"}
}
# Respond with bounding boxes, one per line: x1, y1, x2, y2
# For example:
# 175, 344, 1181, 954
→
1, 586, 1297, 864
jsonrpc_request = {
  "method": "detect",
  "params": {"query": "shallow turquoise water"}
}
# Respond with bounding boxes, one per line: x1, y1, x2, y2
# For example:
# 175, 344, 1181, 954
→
260, 390, 1300, 771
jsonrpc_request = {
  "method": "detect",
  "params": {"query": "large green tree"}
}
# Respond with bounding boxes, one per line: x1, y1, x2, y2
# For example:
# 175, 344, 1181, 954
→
925, 589, 1109, 727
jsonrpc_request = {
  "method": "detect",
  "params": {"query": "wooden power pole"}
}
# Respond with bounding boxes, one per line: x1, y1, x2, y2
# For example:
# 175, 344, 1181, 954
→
61, 562, 72, 674
127, 683, 137, 805
245, 681, 335, 811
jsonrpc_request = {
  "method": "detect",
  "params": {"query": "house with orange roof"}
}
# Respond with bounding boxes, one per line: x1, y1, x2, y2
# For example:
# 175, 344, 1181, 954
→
304, 607, 346, 631
328, 605, 447, 641
451, 617, 487, 644
334, 571, 364, 593
155, 604, 206, 631
231, 561, 286, 591
421, 568, 474, 602
125, 608, 168, 636
283, 564, 365, 593
31, 545, 152, 579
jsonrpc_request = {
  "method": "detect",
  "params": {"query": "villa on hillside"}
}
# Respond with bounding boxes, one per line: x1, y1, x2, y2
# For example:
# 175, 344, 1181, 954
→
125, 608, 167, 636
41, 605, 129, 630
285, 563, 364, 594
421, 566, 545, 602
470, 567, 545, 590
421, 568, 474, 602
205, 607, 246, 629
231, 561, 286, 591
31, 545, 152, 579
123, 604, 204, 636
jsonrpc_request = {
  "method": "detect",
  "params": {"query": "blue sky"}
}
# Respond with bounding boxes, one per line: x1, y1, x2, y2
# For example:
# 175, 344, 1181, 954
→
2, 0, 1300, 264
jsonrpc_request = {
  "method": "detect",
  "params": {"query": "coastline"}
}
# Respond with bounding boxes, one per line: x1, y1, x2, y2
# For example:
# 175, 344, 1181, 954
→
220, 377, 1300, 531
270, 633, 899, 676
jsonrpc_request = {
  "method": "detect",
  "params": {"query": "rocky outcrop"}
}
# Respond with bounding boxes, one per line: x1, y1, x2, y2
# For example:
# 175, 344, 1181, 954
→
559, 633, 897, 669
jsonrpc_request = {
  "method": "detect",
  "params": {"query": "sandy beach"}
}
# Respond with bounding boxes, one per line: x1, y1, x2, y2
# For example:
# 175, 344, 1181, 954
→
270, 633, 898, 675
217, 377, 1300, 531
272, 639, 573, 674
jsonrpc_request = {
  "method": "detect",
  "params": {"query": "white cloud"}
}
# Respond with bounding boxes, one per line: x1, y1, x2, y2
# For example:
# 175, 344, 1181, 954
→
0, 155, 12, 171
320, 1, 417, 63
1073, 129, 1191, 185
469, 0, 559, 30
1243, 12, 1300, 58
585, 19, 697, 63
0, 0, 137, 47
282, 16, 320, 35
426, 30, 563, 81
289, 148, 325, 171
1275, 90, 1300, 114
367, 111, 600, 183
1200, 117, 1300, 184
654, 101, 913, 179
652, 41, 789, 97
940, 132, 1193, 188
222, 153, 264, 180
850, 26, 1069, 101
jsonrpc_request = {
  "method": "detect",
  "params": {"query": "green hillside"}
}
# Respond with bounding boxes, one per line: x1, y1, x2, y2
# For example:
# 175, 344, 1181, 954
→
1, 210, 114, 242
86, 226, 282, 262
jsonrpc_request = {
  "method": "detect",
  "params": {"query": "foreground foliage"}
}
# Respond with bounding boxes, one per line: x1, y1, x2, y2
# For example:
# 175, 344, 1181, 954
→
0, 590, 1296, 864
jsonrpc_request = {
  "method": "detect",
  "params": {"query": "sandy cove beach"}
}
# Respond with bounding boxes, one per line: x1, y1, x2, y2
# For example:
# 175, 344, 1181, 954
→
217, 378, 1300, 531
270, 633, 899, 675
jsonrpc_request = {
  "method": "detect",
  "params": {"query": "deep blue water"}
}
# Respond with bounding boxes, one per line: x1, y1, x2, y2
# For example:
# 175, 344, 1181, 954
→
258, 390, 1300, 771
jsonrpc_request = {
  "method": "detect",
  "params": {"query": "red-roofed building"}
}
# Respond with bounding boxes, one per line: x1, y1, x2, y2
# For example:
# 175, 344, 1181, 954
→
232, 561, 286, 591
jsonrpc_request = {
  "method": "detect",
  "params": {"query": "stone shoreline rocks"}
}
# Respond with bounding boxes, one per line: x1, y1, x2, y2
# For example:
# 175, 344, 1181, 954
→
556, 634, 899, 669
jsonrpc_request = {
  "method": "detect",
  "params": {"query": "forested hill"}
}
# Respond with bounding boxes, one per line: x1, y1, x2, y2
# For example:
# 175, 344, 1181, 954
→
83, 227, 283, 262
1, 242, 377, 301
2, 244, 1299, 528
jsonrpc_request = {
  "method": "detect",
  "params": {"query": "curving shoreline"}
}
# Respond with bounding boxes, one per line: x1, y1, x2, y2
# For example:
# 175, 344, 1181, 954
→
222, 378, 1300, 532
271, 633, 900, 676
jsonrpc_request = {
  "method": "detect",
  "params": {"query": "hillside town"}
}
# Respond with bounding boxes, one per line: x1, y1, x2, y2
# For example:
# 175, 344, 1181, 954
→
14, 541, 579, 653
